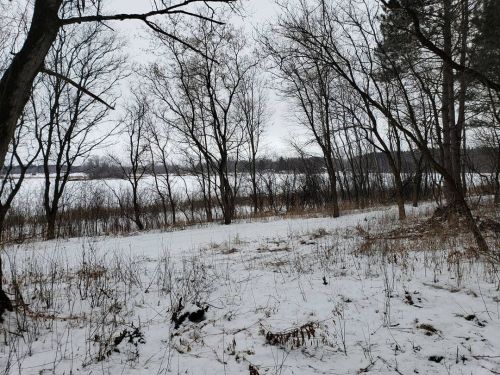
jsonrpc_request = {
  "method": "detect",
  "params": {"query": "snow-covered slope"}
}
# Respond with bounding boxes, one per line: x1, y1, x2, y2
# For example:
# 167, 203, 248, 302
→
1, 204, 499, 374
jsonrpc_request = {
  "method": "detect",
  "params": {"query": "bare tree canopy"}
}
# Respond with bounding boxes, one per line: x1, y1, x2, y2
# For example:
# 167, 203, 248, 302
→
0, 0, 236, 174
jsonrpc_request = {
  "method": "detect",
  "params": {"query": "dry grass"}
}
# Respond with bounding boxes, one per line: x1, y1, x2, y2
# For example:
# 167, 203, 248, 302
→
355, 200, 498, 263
263, 322, 318, 349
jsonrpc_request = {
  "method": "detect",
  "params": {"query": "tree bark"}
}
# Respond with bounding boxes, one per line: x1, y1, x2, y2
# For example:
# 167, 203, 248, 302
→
0, 0, 62, 168
132, 187, 144, 231
442, 0, 461, 202
46, 210, 57, 240
324, 155, 340, 217
412, 167, 422, 207
220, 172, 234, 225
250, 156, 259, 215
394, 174, 407, 220
0, 206, 7, 241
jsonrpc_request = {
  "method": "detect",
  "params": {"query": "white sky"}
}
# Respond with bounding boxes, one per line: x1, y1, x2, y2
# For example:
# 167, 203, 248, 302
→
103, 0, 295, 158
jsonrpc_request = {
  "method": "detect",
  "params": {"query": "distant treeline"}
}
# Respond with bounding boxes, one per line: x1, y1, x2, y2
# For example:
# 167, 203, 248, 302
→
4, 147, 497, 179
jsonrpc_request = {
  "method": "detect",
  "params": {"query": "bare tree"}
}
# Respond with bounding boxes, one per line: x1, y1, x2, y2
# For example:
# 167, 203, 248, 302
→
0, 109, 41, 239
336, 85, 408, 220
146, 118, 178, 226
237, 67, 267, 215
0, 0, 236, 323
270, 0, 491, 253
262, 37, 341, 217
181, 146, 215, 222
146, 16, 256, 224
0, 0, 236, 172
379, 0, 500, 92
110, 93, 150, 231
471, 89, 500, 205
34, 19, 122, 239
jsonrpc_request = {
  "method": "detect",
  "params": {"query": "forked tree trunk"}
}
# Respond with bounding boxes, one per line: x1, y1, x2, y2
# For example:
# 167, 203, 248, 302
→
454, 195, 491, 258
45, 195, 61, 240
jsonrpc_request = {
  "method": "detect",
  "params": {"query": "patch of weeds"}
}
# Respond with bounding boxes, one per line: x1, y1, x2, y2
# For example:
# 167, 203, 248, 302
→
457, 313, 487, 327
208, 241, 221, 250
417, 323, 439, 336
310, 227, 329, 240
258, 244, 290, 253
233, 234, 246, 245
404, 291, 422, 307
95, 324, 145, 363
222, 247, 238, 255
263, 322, 317, 349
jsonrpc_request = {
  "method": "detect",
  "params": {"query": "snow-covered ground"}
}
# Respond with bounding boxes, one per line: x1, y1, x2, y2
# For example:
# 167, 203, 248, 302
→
1, 204, 499, 374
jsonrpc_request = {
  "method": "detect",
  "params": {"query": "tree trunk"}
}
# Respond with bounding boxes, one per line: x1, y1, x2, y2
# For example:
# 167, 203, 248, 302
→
384, 149, 406, 220
0, 249, 14, 323
412, 160, 423, 207
220, 174, 234, 225
0, 206, 8, 241
132, 192, 144, 231
251, 161, 259, 215
46, 210, 57, 240
412, 172, 422, 208
165, 175, 176, 226
0, 0, 63, 309
169, 197, 177, 225
457, 0, 470, 193
494, 172, 500, 206
452, 194, 491, 259
440, 171, 491, 259
0, 0, 62, 168
134, 212, 145, 231
442, 0, 460, 202
203, 162, 213, 222
394, 173, 407, 220
325, 156, 339, 217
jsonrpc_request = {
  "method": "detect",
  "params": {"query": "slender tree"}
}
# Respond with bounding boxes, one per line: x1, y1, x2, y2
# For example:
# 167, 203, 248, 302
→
262, 37, 341, 217
0, 0, 235, 316
270, 0, 491, 254
0, 0, 236, 170
146, 118, 178, 226
110, 93, 150, 231
34, 19, 122, 239
0, 109, 41, 239
146, 16, 256, 224
237, 67, 267, 214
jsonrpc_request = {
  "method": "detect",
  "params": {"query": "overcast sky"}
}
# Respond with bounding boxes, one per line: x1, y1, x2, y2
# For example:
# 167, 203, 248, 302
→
103, 0, 299, 158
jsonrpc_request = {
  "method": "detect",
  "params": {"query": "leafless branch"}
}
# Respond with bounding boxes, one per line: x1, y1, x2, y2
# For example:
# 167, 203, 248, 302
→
40, 67, 115, 110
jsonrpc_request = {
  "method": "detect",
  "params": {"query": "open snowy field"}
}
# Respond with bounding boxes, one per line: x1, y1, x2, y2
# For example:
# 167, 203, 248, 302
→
6, 172, 494, 214
1, 203, 499, 374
